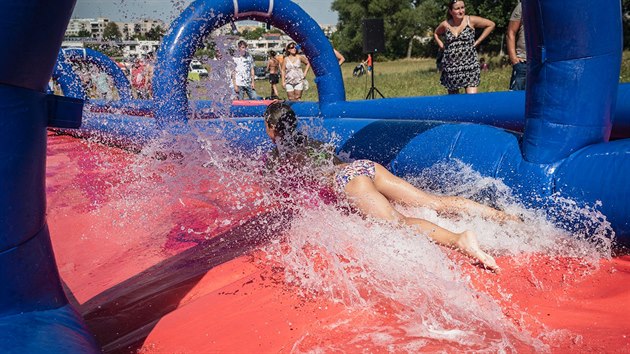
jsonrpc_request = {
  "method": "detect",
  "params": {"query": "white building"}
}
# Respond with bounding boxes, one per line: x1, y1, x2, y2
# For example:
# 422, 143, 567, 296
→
120, 40, 160, 58
247, 34, 292, 56
65, 18, 110, 38
66, 18, 165, 40
60, 39, 159, 59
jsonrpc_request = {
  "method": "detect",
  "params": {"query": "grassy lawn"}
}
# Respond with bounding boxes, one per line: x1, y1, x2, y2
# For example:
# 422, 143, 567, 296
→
187, 51, 630, 102
248, 51, 630, 102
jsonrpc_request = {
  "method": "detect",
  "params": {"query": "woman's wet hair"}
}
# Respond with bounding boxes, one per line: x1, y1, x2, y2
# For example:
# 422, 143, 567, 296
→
264, 101, 298, 137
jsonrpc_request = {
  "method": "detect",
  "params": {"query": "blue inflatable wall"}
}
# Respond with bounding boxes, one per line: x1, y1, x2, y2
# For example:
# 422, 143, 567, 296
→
0, 0, 99, 352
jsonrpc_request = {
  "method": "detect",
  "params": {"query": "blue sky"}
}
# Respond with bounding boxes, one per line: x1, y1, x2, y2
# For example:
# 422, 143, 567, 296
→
72, 0, 339, 25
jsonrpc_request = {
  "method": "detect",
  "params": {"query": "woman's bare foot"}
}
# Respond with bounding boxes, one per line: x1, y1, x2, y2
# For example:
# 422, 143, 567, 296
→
455, 231, 499, 271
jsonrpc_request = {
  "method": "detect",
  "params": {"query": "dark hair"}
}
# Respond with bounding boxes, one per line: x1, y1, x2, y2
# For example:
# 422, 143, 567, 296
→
264, 102, 308, 148
269, 50, 276, 57
264, 102, 298, 137
285, 42, 297, 56
446, 0, 463, 21
237, 40, 247, 48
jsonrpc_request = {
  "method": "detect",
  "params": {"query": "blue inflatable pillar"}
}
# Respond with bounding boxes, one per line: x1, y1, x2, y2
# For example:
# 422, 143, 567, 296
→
153, 0, 344, 126
521, 0, 622, 163
0, 0, 98, 351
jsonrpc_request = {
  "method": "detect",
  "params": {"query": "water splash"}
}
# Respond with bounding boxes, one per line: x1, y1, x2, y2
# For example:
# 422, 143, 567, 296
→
64, 112, 614, 353
257, 155, 613, 352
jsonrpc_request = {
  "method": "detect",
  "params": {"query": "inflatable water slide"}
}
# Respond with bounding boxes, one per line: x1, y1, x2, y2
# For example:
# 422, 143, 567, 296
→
1, 0, 630, 352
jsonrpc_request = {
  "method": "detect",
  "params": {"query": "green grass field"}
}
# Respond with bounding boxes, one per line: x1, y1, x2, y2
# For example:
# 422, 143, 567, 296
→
248, 51, 630, 101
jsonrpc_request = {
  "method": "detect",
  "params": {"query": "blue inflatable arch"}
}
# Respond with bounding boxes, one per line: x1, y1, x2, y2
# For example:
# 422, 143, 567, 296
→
53, 47, 133, 101
153, 0, 345, 125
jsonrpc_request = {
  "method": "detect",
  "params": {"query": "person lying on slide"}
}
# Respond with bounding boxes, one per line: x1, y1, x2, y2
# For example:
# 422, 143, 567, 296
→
263, 102, 518, 271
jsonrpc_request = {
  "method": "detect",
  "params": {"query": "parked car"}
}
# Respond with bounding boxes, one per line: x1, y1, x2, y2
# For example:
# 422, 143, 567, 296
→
254, 66, 268, 80
188, 60, 208, 81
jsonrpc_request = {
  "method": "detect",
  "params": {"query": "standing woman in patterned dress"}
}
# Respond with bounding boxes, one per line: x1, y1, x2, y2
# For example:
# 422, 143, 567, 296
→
433, 0, 495, 94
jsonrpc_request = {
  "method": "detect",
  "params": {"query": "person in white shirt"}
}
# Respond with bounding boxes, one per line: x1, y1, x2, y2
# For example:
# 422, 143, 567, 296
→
232, 40, 260, 100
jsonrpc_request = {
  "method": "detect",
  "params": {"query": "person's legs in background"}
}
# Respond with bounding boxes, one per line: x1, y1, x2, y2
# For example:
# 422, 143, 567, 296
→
509, 62, 527, 91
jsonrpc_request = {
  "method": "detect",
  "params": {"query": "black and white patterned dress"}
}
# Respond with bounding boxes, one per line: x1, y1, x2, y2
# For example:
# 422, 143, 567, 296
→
440, 17, 480, 91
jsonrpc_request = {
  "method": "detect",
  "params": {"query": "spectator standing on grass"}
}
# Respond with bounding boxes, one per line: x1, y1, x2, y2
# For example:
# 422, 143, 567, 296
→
266, 50, 280, 99
480, 57, 489, 72
506, 2, 526, 90
94, 71, 111, 100
145, 52, 155, 98
433, 0, 495, 94
131, 58, 148, 99
281, 42, 310, 101
232, 40, 260, 100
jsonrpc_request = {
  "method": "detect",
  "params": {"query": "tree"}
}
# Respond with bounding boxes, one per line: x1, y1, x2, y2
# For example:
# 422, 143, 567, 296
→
242, 27, 266, 40
77, 28, 92, 38
85, 43, 122, 58
145, 25, 165, 41
102, 22, 122, 41
332, 0, 452, 60
465, 0, 517, 54
331, 0, 521, 60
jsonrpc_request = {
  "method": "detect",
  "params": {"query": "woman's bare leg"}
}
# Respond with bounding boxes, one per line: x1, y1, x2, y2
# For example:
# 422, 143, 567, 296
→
294, 89, 303, 101
465, 87, 478, 94
372, 164, 517, 223
343, 176, 499, 270
372, 164, 435, 206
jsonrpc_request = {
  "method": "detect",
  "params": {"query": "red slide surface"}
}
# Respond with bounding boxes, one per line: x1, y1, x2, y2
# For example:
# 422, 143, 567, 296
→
46, 133, 630, 353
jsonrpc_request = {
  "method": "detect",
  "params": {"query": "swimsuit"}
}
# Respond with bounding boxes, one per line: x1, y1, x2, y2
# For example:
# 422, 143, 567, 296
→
335, 160, 376, 192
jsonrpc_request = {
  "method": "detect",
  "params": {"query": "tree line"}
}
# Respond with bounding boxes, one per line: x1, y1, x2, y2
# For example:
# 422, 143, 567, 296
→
331, 0, 630, 61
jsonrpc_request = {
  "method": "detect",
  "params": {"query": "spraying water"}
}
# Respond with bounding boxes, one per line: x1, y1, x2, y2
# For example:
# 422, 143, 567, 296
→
70, 113, 612, 352
54, 18, 614, 351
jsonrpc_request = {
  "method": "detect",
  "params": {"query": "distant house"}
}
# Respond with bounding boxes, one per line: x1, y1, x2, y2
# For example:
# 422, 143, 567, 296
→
120, 40, 160, 58
65, 17, 166, 40
61, 39, 160, 59
248, 33, 292, 56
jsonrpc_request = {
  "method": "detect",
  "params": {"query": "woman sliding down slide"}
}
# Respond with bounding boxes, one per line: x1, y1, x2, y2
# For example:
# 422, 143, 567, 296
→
263, 102, 520, 271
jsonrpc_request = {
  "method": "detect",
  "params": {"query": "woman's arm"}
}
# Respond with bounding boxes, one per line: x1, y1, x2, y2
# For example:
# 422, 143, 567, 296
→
470, 16, 495, 47
334, 49, 345, 65
506, 20, 523, 65
280, 58, 286, 87
301, 55, 311, 77
433, 22, 446, 50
